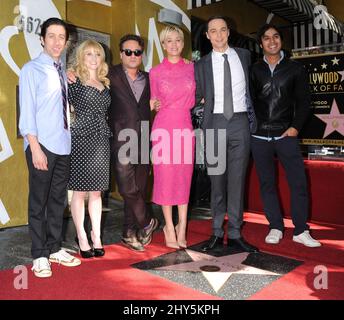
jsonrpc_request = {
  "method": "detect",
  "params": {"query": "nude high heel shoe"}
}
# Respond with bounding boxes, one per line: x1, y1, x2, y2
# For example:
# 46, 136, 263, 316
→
175, 224, 187, 248
163, 226, 180, 249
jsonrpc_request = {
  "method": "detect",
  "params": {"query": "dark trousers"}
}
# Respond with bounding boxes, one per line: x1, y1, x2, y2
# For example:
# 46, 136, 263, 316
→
25, 145, 70, 259
206, 113, 251, 239
251, 136, 309, 235
113, 154, 151, 237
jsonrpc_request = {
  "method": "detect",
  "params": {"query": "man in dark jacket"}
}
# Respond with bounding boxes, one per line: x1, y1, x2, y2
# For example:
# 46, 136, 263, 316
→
195, 16, 258, 253
250, 24, 321, 247
109, 34, 159, 252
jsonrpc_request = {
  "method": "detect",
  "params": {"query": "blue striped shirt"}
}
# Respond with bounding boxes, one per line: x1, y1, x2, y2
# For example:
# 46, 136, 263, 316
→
19, 52, 71, 155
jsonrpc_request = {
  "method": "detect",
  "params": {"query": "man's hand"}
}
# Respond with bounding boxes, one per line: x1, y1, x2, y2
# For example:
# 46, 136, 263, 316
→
282, 127, 299, 137
183, 58, 192, 64
66, 69, 77, 84
150, 99, 161, 112
31, 145, 48, 171
27, 135, 48, 171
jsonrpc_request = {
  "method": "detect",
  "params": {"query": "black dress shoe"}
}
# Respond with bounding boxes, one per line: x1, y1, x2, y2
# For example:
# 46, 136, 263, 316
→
93, 247, 105, 257
201, 235, 224, 252
227, 237, 259, 253
75, 237, 95, 258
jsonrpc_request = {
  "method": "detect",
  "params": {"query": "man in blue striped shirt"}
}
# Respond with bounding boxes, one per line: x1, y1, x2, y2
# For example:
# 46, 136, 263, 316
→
19, 18, 81, 278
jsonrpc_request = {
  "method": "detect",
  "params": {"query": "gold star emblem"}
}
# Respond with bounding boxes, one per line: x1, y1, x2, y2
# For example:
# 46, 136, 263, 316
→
332, 120, 339, 129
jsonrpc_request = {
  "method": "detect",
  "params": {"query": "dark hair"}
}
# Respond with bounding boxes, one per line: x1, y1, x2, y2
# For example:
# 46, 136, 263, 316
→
119, 34, 145, 51
206, 15, 229, 32
256, 24, 283, 45
40, 17, 69, 41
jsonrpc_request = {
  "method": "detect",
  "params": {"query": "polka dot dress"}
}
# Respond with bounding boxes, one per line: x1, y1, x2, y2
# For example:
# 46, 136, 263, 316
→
67, 78, 111, 191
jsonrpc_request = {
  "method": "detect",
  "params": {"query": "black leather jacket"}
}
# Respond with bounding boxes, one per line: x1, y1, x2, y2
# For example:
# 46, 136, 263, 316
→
250, 56, 310, 137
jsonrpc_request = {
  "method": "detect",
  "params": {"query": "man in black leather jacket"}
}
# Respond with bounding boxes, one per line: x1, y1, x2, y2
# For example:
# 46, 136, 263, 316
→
250, 24, 321, 247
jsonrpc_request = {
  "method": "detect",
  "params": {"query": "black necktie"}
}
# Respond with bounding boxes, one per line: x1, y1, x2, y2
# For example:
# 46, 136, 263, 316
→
222, 53, 234, 120
54, 62, 68, 129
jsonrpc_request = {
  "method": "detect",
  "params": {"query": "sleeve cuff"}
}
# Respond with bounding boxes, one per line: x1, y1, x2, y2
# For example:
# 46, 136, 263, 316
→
20, 129, 37, 138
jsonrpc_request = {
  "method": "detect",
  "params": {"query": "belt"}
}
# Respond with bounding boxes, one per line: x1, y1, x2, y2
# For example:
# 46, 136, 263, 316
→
252, 135, 284, 141
261, 124, 285, 130
213, 112, 247, 116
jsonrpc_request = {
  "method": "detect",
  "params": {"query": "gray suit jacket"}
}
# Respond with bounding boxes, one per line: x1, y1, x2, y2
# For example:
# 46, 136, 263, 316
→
194, 47, 256, 132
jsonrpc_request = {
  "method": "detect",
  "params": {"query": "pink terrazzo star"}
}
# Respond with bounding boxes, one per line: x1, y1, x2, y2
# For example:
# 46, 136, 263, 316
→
338, 71, 344, 82
315, 99, 344, 138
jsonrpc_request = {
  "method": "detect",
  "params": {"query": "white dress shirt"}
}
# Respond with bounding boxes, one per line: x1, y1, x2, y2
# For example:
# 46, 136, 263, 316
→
212, 47, 247, 114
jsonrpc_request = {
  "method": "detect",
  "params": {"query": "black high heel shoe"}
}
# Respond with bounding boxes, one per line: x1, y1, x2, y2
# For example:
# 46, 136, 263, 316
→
93, 247, 105, 257
90, 230, 105, 257
75, 237, 95, 258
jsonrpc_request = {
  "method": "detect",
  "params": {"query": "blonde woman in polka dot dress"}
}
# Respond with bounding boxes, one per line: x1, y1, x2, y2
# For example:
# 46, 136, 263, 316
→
68, 40, 111, 258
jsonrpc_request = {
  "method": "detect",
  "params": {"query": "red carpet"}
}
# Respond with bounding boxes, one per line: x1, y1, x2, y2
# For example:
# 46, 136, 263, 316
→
246, 160, 344, 225
240, 213, 344, 300
0, 212, 343, 300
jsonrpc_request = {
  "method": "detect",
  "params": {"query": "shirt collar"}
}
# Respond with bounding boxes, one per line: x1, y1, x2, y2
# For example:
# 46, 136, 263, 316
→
263, 50, 284, 66
39, 51, 63, 67
212, 46, 234, 60
122, 65, 144, 80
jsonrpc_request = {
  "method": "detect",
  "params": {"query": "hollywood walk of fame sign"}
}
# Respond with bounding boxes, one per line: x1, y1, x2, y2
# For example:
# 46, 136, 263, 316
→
132, 243, 303, 300
293, 52, 344, 146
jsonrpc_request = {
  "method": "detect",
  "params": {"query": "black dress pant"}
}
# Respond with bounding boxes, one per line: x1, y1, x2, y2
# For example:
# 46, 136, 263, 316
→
206, 113, 251, 239
251, 136, 309, 235
25, 145, 70, 259
113, 154, 151, 237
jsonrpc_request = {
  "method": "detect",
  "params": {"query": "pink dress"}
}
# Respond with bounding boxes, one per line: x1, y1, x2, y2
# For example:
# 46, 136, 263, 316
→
150, 58, 196, 205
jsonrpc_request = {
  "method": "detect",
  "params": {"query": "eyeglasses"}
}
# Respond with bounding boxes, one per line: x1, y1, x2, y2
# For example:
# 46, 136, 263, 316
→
121, 49, 143, 57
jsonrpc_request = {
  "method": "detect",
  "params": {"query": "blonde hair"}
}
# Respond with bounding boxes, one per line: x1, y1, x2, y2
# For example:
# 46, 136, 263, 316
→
72, 39, 110, 87
159, 25, 184, 45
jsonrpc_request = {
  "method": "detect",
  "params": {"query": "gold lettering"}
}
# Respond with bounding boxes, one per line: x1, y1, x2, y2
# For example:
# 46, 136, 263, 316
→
310, 72, 339, 84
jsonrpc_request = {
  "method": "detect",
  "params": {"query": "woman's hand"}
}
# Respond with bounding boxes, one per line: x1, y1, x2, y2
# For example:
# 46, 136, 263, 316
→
66, 69, 77, 84
150, 99, 161, 112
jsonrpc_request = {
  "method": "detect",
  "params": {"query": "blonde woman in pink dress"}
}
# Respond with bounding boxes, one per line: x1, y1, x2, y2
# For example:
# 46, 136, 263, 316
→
150, 25, 196, 249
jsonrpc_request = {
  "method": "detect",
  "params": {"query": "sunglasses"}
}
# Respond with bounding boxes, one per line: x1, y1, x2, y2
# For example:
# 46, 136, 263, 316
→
121, 49, 143, 57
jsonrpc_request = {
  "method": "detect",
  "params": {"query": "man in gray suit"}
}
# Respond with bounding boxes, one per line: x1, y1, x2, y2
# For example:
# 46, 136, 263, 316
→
195, 16, 258, 253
